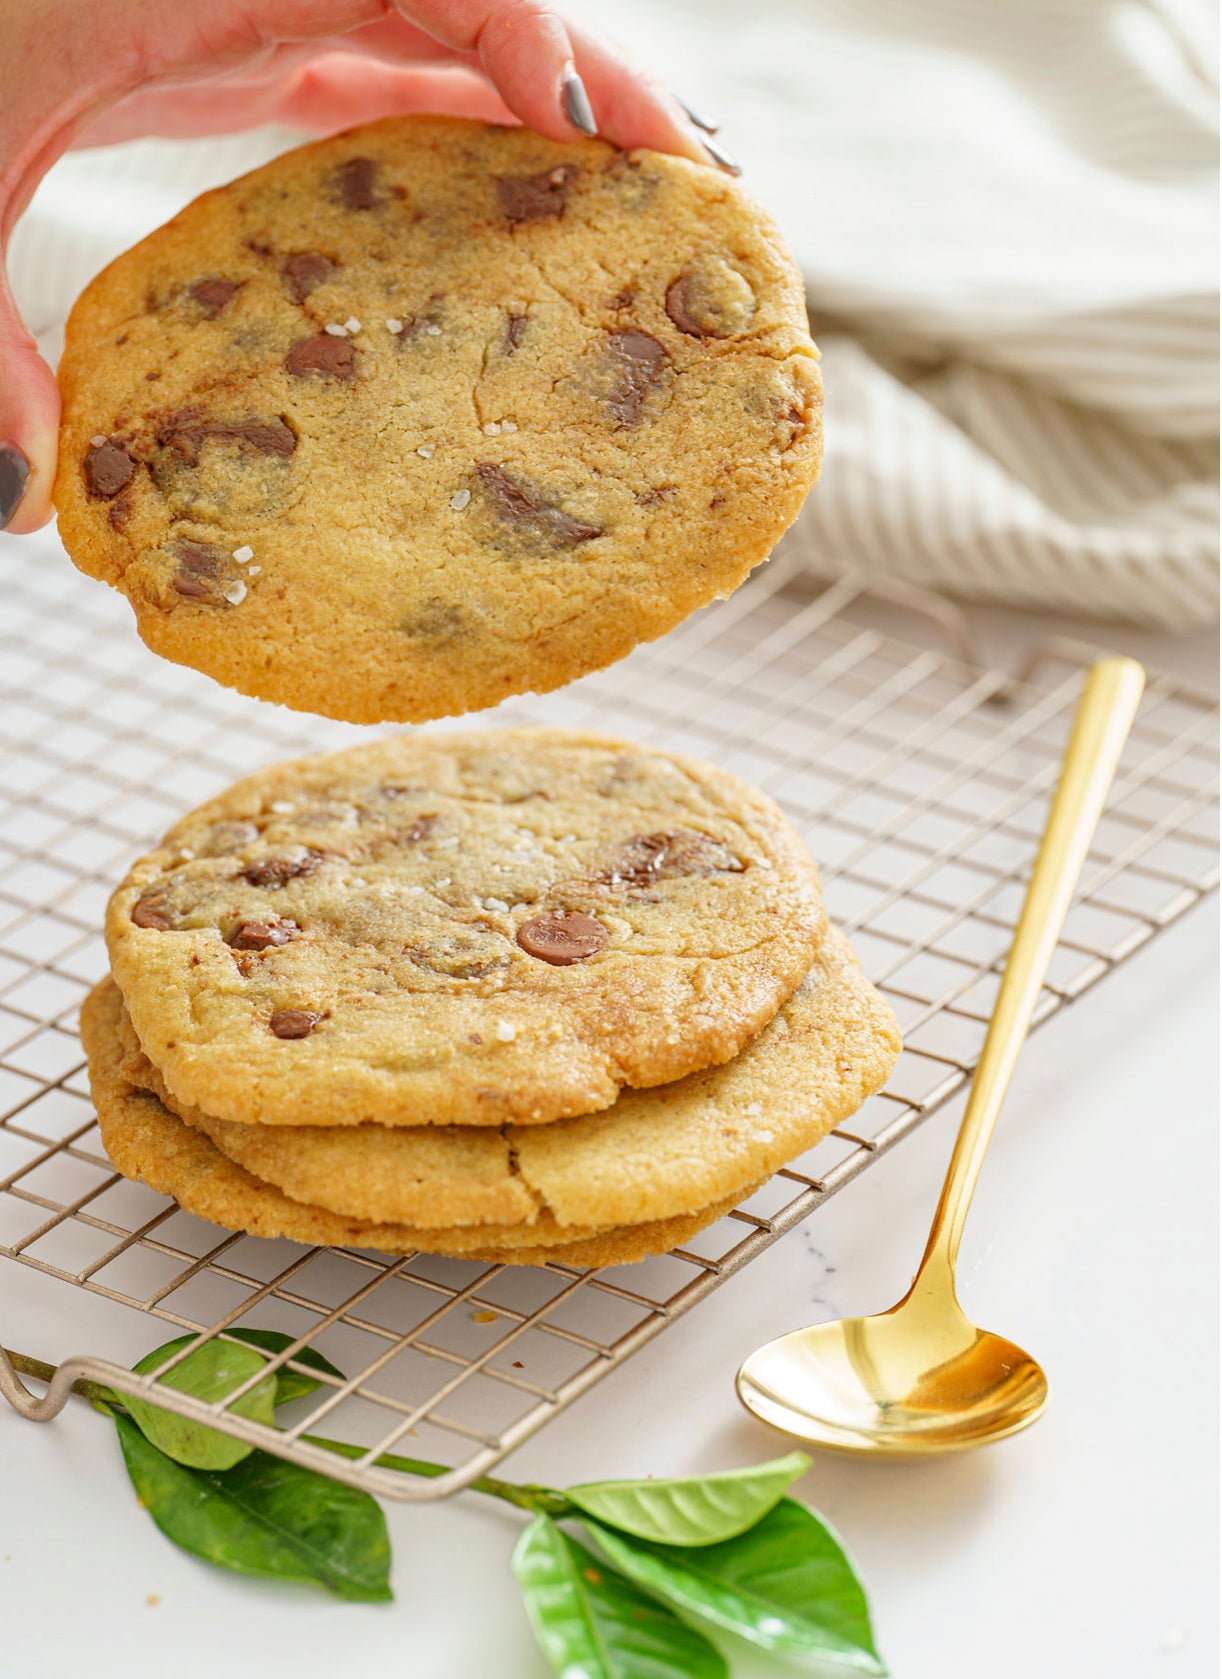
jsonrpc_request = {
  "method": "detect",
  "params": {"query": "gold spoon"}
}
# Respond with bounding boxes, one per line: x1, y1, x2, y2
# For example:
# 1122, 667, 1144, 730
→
737, 656, 1146, 1457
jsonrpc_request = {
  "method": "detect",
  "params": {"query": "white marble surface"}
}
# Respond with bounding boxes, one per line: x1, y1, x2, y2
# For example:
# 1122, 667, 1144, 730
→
1, 605, 1218, 1679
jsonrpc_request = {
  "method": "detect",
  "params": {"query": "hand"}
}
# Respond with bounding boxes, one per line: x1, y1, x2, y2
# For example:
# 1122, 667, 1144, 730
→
0, 0, 729, 534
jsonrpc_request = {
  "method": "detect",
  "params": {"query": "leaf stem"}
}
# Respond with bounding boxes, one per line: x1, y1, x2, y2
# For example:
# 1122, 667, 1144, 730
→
5, 1349, 570, 1514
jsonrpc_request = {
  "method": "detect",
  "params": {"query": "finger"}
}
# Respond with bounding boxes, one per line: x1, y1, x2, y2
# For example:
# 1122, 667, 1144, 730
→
0, 272, 60, 533
77, 53, 514, 145
562, 18, 724, 167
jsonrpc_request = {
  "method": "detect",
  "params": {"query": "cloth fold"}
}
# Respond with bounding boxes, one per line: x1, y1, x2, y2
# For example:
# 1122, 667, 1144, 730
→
11, 0, 1217, 625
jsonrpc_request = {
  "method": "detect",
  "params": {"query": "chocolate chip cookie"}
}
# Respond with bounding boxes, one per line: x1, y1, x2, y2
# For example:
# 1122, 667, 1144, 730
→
82, 928, 900, 1262
56, 116, 821, 724
105, 729, 827, 1129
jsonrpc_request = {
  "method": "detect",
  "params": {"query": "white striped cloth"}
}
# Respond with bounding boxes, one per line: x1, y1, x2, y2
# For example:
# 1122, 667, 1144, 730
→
9, 0, 1217, 626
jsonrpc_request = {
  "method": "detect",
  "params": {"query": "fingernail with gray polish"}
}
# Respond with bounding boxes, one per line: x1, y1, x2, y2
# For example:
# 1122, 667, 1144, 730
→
701, 134, 742, 176
562, 68, 598, 137
678, 98, 719, 135
0, 444, 29, 531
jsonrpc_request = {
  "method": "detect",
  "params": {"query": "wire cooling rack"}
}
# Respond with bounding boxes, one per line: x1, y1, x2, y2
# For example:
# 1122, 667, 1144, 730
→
0, 543, 1217, 1500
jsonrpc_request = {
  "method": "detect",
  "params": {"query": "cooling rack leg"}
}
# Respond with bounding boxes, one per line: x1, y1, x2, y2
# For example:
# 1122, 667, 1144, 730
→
0, 1341, 86, 1421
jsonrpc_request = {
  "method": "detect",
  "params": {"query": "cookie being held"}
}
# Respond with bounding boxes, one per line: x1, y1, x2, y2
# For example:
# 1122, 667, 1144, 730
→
55, 116, 821, 724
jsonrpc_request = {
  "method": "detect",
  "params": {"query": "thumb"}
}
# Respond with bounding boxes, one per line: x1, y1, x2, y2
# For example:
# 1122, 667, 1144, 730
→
0, 267, 61, 533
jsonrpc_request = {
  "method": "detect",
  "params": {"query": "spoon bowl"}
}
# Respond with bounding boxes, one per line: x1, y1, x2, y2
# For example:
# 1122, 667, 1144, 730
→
737, 1290, 1048, 1457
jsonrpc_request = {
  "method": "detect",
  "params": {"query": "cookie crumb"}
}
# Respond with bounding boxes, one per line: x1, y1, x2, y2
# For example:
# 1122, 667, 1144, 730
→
222, 580, 247, 605
449, 489, 471, 511
470, 1309, 498, 1324
232, 545, 254, 563
146, 1594, 160, 1607
495, 1020, 517, 1042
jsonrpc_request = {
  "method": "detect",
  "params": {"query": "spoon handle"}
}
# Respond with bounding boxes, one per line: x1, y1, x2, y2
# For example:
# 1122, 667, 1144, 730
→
918, 656, 1146, 1282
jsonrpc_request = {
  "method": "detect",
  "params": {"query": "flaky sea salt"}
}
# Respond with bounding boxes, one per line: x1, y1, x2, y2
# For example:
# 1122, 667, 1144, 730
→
222, 580, 247, 605
232, 545, 254, 563
386, 318, 404, 334
344, 317, 362, 334
500, 419, 518, 433
425, 323, 442, 336
484, 897, 509, 913
416, 443, 435, 458
324, 322, 348, 336
495, 1021, 517, 1042
449, 489, 471, 511
271, 801, 295, 814
90, 434, 108, 447
483, 421, 501, 436
745, 1101, 763, 1116
247, 566, 262, 576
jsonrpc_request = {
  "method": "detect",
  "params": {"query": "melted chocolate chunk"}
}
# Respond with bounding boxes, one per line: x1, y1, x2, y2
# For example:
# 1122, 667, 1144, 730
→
474, 462, 602, 545
172, 541, 227, 600
665, 266, 756, 338
597, 831, 745, 889
240, 852, 322, 889
335, 156, 380, 210
516, 912, 607, 966
269, 1008, 320, 1039
608, 288, 635, 310
156, 412, 297, 466
505, 312, 528, 351
603, 329, 668, 426
108, 493, 133, 531
281, 252, 337, 303
228, 917, 299, 951
496, 165, 578, 224
84, 440, 136, 499
131, 891, 173, 930
190, 278, 239, 316
285, 334, 357, 380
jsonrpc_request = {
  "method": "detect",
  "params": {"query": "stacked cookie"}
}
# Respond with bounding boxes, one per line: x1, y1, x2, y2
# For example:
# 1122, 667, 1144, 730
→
81, 730, 899, 1266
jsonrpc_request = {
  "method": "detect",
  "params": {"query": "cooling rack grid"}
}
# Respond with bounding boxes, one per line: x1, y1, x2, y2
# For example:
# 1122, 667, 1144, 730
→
0, 547, 1216, 1498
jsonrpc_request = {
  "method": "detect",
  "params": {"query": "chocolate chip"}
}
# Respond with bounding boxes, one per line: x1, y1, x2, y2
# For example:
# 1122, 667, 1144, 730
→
602, 329, 669, 426
608, 288, 635, 310
474, 462, 602, 545
335, 157, 380, 210
108, 493, 133, 531
172, 541, 227, 600
156, 412, 297, 465
269, 1008, 320, 1039
240, 851, 322, 888
227, 918, 298, 951
281, 252, 337, 303
665, 265, 756, 338
597, 831, 745, 889
505, 312, 528, 351
399, 598, 471, 643
516, 912, 607, 966
131, 891, 173, 930
497, 165, 578, 224
285, 334, 356, 380
190, 278, 239, 316
84, 440, 136, 499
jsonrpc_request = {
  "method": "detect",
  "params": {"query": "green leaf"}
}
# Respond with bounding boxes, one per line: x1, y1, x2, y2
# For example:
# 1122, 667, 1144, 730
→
120, 1335, 279, 1470
219, 1328, 346, 1407
114, 1413, 392, 1601
586, 1498, 885, 1673
567, 1452, 811, 1546
511, 1514, 726, 1679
